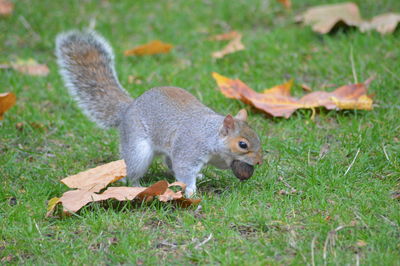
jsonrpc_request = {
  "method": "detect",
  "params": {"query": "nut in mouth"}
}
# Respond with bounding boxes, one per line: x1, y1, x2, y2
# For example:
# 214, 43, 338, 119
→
231, 160, 254, 181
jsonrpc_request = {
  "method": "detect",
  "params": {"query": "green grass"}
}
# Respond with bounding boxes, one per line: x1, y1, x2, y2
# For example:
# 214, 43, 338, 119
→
1, 0, 400, 264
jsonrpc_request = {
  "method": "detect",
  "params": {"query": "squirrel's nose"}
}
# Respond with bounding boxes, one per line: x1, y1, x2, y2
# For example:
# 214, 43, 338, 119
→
255, 155, 263, 165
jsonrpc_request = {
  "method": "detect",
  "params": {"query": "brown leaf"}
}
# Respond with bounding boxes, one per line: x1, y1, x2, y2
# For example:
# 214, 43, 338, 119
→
61, 160, 126, 192
301, 83, 313, 92
11, 59, 49, 76
361, 13, 400, 34
296, 2, 363, 34
212, 72, 373, 118
0, 92, 16, 120
0, 0, 13, 16
47, 181, 199, 216
124, 40, 173, 56
277, 0, 291, 9
211, 32, 245, 59
47, 161, 200, 217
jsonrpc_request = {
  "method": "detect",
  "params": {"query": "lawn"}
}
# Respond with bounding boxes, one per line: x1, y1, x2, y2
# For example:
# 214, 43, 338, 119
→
1, 0, 400, 264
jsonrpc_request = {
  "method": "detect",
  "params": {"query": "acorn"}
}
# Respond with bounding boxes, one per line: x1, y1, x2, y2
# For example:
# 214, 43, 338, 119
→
231, 160, 254, 181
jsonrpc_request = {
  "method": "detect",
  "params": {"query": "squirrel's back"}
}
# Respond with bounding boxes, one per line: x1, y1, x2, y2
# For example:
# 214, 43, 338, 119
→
56, 30, 133, 128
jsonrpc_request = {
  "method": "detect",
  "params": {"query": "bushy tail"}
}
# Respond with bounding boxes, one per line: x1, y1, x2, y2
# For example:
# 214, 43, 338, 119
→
56, 30, 133, 128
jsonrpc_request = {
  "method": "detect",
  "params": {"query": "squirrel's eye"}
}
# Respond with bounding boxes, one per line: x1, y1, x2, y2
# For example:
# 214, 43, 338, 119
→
238, 141, 248, 149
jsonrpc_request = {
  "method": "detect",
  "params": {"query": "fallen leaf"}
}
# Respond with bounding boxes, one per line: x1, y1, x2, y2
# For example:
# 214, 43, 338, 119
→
47, 161, 200, 217
296, 2, 363, 34
0, 0, 13, 16
124, 40, 173, 56
277, 0, 291, 9
61, 160, 126, 192
361, 13, 400, 34
212, 72, 373, 118
11, 58, 49, 76
0, 92, 16, 120
391, 191, 400, 200
297, 2, 400, 35
301, 83, 313, 92
211, 32, 245, 59
208, 31, 241, 41
356, 240, 367, 247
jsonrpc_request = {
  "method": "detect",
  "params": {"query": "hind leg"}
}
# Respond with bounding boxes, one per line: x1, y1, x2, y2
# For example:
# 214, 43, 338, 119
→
121, 137, 154, 186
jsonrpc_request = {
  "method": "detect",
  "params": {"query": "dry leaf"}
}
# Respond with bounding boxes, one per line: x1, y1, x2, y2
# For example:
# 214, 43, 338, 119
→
0, 0, 13, 16
47, 161, 200, 217
296, 2, 363, 34
124, 40, 173, 56
212, 72, 373, 118
301, 84, 313, 92
297, 2, 400, 35
61, 160, 126, 192
356, 240, 367, 247
11, 58, 49, 76
211, 32, 245, 59
0, 92, 16, 120
277, 0, 291, 9
47, 180, 199, 216
208, 31, 241, 41
361, 13, 400, 34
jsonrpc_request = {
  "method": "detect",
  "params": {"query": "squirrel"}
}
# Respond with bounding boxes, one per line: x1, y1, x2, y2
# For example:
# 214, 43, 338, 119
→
55, 30, 262, 196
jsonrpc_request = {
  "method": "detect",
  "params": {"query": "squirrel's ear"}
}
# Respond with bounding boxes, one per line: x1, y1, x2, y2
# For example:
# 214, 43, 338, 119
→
220, 114, 235, 136
235, 109, 247, 121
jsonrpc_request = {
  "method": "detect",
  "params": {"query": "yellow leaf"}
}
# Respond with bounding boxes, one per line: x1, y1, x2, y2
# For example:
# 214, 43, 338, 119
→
0, 92, 16, 120
46, 197, 61, 217
212, 72, 374, 118
124, 40, 173, 56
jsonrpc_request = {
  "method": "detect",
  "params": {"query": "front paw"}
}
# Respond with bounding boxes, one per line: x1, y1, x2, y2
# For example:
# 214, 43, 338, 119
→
185, 186, 197, 198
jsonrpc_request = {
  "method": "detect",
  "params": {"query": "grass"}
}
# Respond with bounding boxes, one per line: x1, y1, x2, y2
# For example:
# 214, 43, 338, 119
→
1, 0, 400, 264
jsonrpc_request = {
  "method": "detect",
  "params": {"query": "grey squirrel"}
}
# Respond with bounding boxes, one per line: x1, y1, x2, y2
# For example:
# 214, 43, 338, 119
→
55, 30, 262, 196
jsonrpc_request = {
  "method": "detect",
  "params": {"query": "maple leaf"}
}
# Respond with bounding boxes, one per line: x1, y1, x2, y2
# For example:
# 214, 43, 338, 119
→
212, 72, 373, 118
210, 31, 245, 59
46, 161, 200, 217
124, 40, 173, 56
0, 92, 16, 120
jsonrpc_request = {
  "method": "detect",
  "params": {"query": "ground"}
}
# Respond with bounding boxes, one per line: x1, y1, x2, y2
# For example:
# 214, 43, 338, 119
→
1, 0, 399, 264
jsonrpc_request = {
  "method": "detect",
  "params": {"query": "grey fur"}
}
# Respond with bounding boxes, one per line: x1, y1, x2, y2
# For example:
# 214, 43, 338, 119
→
56, 30, 132, 128
56, 30, 262, 196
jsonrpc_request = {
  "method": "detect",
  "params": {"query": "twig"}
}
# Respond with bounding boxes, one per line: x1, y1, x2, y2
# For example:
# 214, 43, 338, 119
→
379, 215, 398, 228
34, 219, 43, 237
344, 149, 360, 176
88, 17, 96, 30
356, 252, 360, 266
311, 235, 317, 266
382, 64, 400, 82
19, 15, 41, 41
382, 144, 391, 164
350, 46, 358, 83
323, 225, 350, 264
195, 233, 213, 249
0, 64, 11, 69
